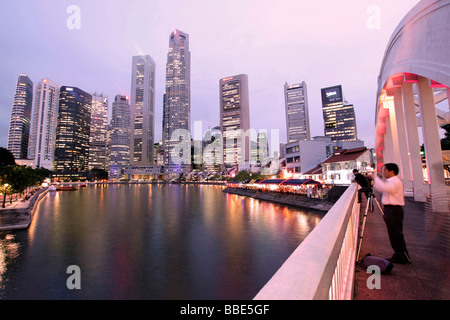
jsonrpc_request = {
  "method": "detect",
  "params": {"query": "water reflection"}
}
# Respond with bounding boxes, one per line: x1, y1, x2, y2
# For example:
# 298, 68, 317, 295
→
0, 184, 324, 299
0, 233, 20, 291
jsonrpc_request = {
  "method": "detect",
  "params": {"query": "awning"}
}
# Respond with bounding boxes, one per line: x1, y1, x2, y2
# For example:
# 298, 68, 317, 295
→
258, 179, 286, 185
280, 179, 322, 186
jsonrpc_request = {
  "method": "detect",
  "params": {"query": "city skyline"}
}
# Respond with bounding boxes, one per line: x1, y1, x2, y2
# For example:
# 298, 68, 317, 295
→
0, 1, 421, 150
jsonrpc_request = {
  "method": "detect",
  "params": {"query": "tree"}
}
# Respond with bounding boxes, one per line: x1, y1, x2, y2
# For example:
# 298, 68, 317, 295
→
441, 124, 450, 150
87, 168, 108, 181
0, 147, 16, 166
231, 170, 264, 181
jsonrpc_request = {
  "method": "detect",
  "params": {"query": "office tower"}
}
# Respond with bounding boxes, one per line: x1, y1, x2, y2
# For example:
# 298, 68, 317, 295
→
7, 74, 33, 159
284, 81, 310, 142
321, 85, 357, 142
162, 29, 191, 175
109, 95, 131, 180
130, 54, 156, 166
54, 86, 92, 180
28, 78, 59, 170
220, 74, 250, 167
88, 93, 108, 170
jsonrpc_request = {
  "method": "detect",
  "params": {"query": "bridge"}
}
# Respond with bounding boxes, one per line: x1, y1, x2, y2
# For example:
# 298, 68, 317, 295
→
254, 0, 449, 300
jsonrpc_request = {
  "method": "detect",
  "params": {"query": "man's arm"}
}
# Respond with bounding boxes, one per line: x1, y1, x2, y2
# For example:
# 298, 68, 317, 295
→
373, 175, 397, 193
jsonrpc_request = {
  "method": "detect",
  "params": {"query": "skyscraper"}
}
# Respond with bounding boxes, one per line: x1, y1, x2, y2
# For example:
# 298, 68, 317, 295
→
28, 78, 59, 170
89, 93, 108, 170
220, 74, 250, 167
109, 95, 131, 181
54, 86, 92, 181
321, 85, 358, 142
7, 74, 33, 159
130, 54, 156, 166
162, 29, 191, 176
284, 81, 310, 142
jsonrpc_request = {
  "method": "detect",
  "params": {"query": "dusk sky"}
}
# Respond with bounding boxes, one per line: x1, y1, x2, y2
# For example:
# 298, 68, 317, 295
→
0, 0, 421, 150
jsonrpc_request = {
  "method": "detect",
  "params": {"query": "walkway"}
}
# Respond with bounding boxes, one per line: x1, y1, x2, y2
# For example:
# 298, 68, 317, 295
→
354, 189, 450, 300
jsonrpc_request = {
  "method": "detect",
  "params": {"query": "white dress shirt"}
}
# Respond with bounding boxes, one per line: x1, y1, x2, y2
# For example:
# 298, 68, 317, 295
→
373, 175, 405, 206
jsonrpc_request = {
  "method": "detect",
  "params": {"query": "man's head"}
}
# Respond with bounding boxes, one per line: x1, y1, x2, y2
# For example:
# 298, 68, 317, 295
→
383, 163, 399, 178
353, 169, 359, 174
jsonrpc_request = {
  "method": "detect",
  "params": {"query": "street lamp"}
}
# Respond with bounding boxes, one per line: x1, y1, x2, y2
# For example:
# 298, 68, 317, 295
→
2, 183, 9, 208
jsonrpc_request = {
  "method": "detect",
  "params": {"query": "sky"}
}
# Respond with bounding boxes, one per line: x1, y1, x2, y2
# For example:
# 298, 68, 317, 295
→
0, 0, 421, 150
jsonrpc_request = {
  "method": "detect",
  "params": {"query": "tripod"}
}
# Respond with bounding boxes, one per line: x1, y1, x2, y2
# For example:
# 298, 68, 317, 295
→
356, 192, 384, 261
367, 191, 384, 214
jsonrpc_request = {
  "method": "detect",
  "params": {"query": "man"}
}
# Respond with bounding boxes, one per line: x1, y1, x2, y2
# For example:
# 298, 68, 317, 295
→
353, 169, 371, 203
372, 163, 411, 264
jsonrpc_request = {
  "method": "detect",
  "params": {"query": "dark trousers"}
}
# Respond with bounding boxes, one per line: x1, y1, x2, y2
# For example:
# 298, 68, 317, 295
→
383, 205, 408, 255
358, 186, 371, 202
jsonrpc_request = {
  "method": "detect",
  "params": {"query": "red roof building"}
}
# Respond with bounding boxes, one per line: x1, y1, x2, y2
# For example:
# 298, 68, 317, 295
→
320, 147, 371, 185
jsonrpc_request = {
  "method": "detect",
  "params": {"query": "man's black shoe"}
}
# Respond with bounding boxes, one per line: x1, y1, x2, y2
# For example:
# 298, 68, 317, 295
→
387, 253, 410, 264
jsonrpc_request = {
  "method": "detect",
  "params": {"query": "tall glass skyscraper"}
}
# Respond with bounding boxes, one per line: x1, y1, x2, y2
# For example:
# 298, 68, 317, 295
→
7, 74, 33, 159
28, 78, 59, 170
220, 74, 250, 167
109, 95, 131, 181
321, 85, 358, 142
88, 93, 109, 170
284, 81, 310, 142
54, 86, 92, 181
162, 29, 191, 176
130, 55, 156, 166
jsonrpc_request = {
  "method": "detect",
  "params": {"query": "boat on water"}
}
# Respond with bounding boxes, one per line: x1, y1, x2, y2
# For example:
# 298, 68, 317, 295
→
49, 185, 57, 191
56, 186, 78, 191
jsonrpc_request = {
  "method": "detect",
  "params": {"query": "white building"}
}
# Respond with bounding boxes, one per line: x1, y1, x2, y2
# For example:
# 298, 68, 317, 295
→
321, 147, 371, 185
28, 78, 59, 170
284, 139, 328, 177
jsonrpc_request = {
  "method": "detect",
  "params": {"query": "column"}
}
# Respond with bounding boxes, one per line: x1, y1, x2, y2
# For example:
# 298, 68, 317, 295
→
417, 76, 448, 213
384, 114, 395, 164
448, 87, 450, 111
392, 87, 413, 188
386, 103, 403, 168
402, 82, 426, 202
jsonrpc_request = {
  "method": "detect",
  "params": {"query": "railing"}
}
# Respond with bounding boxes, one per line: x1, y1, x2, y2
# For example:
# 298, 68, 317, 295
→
254, 183, 360, 300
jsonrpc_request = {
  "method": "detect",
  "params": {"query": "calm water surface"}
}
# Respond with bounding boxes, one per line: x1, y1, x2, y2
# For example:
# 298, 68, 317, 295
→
0, 184, 324, 299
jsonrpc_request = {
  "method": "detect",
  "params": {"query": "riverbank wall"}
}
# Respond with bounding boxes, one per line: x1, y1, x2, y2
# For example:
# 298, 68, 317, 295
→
0, 188, 48, 231
222, 187, 338, 212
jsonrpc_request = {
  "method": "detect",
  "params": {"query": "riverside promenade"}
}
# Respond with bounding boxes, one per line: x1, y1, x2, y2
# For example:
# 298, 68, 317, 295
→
354, 189, 450, 300
222, 187, 338, 212
0, 187, 48, 231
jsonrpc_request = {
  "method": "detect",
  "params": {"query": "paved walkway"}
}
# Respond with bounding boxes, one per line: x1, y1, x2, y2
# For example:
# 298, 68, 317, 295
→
0, 196, 32, 210
354, 191, 450, 300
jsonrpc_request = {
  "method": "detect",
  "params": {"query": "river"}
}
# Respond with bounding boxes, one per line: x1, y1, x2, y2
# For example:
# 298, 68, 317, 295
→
0, 184, 324, 299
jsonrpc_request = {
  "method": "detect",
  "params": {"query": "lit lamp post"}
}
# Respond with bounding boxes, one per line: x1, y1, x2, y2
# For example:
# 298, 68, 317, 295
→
2, 183, 9, 208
